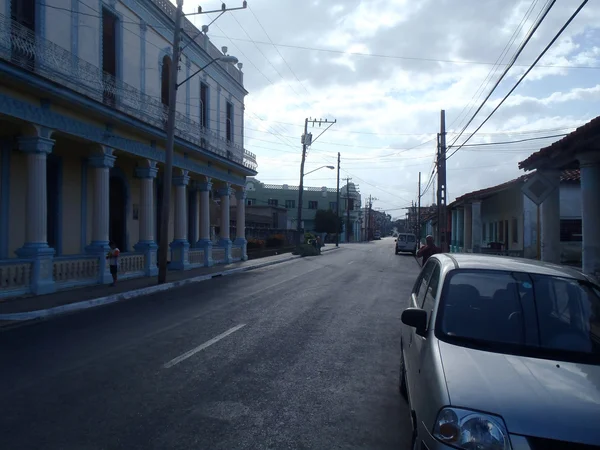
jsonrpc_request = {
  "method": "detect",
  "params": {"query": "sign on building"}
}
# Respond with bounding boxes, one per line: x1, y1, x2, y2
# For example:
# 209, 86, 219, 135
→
521, 171, 560, 206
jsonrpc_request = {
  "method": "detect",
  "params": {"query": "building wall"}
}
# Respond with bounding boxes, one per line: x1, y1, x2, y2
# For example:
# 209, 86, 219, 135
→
560, 183, 581, 218
24, 0, 246, 145
245, 180, 338, 231
480, 187, 524, 251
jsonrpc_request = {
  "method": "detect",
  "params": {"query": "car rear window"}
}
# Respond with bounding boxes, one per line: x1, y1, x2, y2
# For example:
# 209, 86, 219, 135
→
438, 270, 600, 361
407, 235, 416, 242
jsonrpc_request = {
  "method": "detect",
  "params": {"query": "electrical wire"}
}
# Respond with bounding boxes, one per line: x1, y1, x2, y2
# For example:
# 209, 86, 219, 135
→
447, 0, 589, 160
448, 0, 556, 150
39, 3, 600, 70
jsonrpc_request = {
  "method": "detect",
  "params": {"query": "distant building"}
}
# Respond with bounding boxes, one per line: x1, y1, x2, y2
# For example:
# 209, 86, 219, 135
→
245, 178, 346, 232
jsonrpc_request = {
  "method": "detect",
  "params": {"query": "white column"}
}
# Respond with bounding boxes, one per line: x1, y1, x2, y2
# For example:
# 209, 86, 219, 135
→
471, 201, 482, 253
170, 170, 190, 270
579, 153, 600, 276
134, 160, 158, 276
451, 209, 457, 251
540, 170, 561, 264
87, 148, 115, 246
235, 187, 247, 260
18, 137, 53, 247
84, 147, 115, 284
189, 185, 200, 247
464, 204, 472, 252
219, 184, 232, 242
196, 178, 213, 266
15, 133, 56, 294
135, 161, 158, 243
457, 207, 465, 251
235, 188, 246, 241
198, 179, 212, 242
218, 183, 233, 263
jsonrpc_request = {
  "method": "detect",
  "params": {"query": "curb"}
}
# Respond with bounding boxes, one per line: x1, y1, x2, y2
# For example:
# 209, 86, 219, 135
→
0, 247, 339, 323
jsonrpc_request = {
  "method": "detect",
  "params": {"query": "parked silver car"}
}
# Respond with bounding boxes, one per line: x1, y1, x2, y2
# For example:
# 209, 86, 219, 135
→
399, 253, 600, 450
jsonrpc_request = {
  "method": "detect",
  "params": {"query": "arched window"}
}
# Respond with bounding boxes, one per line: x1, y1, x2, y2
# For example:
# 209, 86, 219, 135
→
161, 55, 172, 107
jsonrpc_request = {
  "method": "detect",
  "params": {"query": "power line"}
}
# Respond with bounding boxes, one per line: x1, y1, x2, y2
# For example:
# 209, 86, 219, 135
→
247, 4, 311, 97
447, 0, 589, 160
448, 0, 543, 131
205, 34, 600, 70
448, 0, 556, 150
447, 132, 568, 148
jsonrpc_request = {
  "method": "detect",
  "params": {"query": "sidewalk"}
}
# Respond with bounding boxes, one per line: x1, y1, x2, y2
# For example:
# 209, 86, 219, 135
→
0, 247, 339, 327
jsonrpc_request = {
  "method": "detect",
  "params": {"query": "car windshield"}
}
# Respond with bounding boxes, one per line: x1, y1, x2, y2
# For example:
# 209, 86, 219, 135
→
438, 270, 600, 362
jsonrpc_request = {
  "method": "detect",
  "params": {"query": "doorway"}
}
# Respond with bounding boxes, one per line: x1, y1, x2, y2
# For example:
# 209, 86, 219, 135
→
109, 175, 127, 250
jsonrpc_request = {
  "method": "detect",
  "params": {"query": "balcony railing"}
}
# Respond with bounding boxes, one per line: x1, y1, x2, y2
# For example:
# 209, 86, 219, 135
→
0, 13, 257, 171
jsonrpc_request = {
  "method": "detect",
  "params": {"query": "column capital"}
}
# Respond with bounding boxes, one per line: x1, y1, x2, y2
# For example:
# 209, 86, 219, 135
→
173, 170, 190, 186
136, 160, 158, 179
235, 187, 247, 201
218, 184, 232, 198
197, 178, 212, 192
89, 148, 116, 168
578, 151, 600, 168
17, 136, 55, 154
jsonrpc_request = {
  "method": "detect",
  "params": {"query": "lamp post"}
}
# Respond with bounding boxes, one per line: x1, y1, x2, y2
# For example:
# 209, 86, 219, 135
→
157, 48, 239, 284
295, 165, 334, 241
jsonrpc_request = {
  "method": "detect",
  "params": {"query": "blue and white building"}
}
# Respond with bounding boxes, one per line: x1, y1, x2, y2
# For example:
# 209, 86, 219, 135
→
0, 0, 258, 298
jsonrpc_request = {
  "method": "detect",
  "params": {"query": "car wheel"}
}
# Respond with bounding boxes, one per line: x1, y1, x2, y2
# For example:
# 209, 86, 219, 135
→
399, 348, 408, 399
395, 249, 399, 255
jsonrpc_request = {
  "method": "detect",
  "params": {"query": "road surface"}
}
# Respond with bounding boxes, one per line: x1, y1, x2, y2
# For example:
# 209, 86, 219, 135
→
0, 238, 422, 449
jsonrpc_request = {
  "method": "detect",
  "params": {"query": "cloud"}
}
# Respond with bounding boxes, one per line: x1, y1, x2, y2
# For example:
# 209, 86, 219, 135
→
184, 0, 600, 215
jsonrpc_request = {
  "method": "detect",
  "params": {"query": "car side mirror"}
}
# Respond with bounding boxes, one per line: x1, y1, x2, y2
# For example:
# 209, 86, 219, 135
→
401, 308, 428, 337
395, 239, 397, 242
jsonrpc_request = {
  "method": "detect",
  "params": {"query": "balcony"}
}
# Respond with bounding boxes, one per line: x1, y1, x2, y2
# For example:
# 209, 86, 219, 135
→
0, 13, 257, 171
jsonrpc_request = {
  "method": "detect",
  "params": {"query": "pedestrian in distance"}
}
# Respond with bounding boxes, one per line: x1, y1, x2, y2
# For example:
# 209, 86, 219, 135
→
106, 240, 120, 286
417, 234, 441, 266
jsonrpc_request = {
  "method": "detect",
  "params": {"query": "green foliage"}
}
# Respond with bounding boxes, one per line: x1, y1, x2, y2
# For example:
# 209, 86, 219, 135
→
314, 209, 343, 234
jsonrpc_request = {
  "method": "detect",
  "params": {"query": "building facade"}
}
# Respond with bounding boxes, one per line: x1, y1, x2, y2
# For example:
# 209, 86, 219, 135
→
244, 178, 341, 232
0, 0, 258, 298
449, 171, 582, 265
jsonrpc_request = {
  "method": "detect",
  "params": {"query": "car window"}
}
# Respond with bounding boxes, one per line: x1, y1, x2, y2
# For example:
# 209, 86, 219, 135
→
399, 235, 407, 242
414, 260, 436, 306
407, 235, 416, 243
531, 275, 600, 355
422, 263, 441, 310
438, 270, 600, 360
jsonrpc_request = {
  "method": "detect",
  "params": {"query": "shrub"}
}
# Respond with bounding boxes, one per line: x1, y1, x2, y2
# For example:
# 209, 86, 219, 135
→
266, 234, 285, 248
247, 238, 265, 250
298, 243, 318, 257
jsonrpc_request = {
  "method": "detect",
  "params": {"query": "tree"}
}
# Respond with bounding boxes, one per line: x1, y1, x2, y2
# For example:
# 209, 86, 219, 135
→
314, 209, 343, 234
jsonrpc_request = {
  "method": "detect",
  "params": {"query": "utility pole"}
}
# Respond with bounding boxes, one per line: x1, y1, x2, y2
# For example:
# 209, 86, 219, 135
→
296, 118, 309, 246
296, 117, 337, 246
437, 110, 447, 251
345, 176, 352, 243
157, 0, 184, 284
157, 1, 246, 284
336, 152, 340, 247
418, 171, 421, 240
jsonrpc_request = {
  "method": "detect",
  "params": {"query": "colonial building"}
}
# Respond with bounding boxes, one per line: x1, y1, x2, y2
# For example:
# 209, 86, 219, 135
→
244, 178, 342, 231
0, 0, 258, 298
448, 170, 582, 265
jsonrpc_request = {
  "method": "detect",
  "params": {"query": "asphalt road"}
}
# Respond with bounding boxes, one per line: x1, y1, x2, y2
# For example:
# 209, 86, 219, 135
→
0, 238, 422, 450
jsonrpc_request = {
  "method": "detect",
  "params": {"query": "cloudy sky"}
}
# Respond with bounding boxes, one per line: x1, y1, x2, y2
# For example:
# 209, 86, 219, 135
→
185, 0, 600, 218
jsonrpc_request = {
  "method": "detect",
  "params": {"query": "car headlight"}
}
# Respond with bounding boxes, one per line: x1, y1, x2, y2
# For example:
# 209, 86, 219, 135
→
433, 407, 512, 450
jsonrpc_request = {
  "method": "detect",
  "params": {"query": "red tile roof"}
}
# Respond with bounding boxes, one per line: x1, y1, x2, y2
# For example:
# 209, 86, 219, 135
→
450, 169, 580, 206
519, 116, 600, 170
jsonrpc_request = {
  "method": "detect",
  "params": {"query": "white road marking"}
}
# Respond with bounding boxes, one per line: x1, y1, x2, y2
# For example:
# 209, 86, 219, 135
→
348, 261, 355, 265
163, 324, 246, 368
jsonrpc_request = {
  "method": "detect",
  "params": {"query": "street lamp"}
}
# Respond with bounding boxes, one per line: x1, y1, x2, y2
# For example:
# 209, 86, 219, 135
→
304, 165, 335, 176
295, 165, 334, 241
157, 47, 239, 283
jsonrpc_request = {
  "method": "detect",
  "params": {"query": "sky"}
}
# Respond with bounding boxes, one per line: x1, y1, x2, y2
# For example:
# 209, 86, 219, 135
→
183, 0, 600, 219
